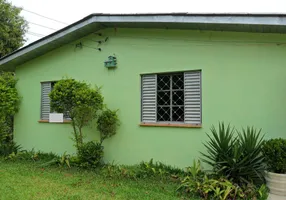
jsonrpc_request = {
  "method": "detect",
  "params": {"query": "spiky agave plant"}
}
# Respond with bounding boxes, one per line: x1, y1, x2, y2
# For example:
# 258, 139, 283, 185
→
201, 122, 265, 185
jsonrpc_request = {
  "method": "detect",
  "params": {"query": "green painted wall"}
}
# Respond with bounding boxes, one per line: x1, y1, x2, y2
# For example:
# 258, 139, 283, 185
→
14, 28, 286, 168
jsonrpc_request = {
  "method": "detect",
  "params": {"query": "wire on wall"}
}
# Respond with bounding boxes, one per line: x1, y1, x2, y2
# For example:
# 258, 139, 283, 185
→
73, 42, 102, 52
72, 32, 108, 51
84, 37, 109, 45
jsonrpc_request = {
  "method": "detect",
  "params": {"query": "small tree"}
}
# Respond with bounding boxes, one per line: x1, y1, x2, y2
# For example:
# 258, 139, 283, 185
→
49, 78, 103, 150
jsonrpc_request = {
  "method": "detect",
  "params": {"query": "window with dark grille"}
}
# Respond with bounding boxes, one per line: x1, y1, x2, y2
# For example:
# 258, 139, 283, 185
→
141, 70, 201, 125
157, 73, 184, 122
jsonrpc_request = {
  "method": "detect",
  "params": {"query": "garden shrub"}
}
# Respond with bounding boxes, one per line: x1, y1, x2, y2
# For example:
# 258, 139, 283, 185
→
77, 141, 104, 168
201, 122, 265, 185
262, 138, 286, 173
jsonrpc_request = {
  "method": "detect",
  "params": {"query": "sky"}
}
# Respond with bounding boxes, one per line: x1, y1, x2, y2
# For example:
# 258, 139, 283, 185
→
10, 0, 286, 45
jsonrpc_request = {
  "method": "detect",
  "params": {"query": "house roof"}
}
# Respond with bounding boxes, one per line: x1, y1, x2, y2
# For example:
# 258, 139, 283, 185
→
2, 13, 286, 71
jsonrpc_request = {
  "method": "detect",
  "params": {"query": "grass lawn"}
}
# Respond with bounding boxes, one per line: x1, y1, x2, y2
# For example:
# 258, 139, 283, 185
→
0, 160, 186, 200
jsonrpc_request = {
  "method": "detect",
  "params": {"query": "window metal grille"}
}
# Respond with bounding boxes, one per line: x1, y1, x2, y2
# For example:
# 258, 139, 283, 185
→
157, 73, 184, 122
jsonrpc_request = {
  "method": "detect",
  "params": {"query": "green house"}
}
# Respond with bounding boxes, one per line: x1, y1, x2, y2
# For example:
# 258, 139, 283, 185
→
1, 13, 286, 167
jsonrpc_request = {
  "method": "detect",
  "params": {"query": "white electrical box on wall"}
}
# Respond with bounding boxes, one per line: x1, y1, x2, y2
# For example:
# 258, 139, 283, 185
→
49, 113, 64, 123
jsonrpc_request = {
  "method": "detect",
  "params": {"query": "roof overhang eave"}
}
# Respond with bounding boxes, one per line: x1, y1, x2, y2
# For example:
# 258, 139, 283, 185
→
2, 13, 286, 70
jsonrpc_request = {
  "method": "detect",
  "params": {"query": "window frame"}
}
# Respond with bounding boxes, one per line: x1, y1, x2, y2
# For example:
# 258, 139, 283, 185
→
39, 80, 71, 123
140, 70, 202, 128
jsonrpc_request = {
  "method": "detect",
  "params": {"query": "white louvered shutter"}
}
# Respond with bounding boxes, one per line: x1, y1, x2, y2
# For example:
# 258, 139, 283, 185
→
184, 71, 202, 125
41, 82, 51, 120
141, 74, 157, 123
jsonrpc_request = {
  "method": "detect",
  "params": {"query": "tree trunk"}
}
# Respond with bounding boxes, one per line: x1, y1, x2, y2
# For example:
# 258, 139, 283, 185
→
71, 118, 80, 152
78, 126, 83, 146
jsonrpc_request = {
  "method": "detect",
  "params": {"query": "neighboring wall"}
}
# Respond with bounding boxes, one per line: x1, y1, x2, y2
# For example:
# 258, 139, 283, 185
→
14, 28, 286, 168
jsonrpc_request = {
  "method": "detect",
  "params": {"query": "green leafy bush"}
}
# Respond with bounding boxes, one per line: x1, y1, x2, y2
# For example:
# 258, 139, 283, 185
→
262, 138, 286, 173
0, 72, 21, 157
97, 109, 120, 143
177, 160, 268, 200
77, 141, 104, 168
201, 122, 265, 185
0, 72, 21, 116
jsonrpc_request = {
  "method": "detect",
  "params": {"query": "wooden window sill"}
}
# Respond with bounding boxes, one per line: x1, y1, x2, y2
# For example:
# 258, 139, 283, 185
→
139, 123, 202, 128
38, 120, 72, 124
